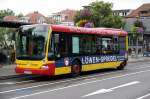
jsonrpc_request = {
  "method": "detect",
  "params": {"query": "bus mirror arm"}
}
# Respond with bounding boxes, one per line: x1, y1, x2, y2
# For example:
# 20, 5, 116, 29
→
48, 53, 60, 60
54, 54, 61, 60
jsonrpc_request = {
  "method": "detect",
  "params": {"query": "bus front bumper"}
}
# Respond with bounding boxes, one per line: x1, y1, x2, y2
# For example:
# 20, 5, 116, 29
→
15, 65, 55, 76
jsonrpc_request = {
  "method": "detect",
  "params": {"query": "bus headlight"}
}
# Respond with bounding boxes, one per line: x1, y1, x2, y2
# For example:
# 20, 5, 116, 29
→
41, 65, 49, 69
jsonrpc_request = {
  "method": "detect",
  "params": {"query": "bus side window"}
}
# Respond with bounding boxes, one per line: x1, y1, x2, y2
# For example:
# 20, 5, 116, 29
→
113, 37, 119, 54
52, 33, 68, 57
96, 37, 102, 54
72, 36, 80, 54
102, 37, 113, 54
79, 35, 96, 55
53, 33, 61, 57
119, 36, 126, 55
48, 33, 55, 60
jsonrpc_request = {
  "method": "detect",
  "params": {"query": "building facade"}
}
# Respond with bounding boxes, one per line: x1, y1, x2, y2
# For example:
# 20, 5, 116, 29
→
19, 11, 47, 24
124, 3, 150, 55
51, 9, 77, 26
113, 9, 132, 17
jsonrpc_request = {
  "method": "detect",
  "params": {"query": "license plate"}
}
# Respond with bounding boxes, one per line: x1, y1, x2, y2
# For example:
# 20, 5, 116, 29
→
24, 71, 32, 74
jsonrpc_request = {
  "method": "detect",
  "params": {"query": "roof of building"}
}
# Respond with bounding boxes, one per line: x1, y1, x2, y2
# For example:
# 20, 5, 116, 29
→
59, 9, 76, 14
113, 9, 131, 12
53, 9, 77, 22
0, 20, 31, 28
25, 11, 46, 23
3, 16, 18, 21
127, 3, 150, 17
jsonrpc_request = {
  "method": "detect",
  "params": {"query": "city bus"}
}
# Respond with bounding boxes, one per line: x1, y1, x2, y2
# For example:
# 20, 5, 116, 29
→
15, 24, 128, 76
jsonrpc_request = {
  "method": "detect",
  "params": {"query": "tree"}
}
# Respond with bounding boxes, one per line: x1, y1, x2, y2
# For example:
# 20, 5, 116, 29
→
0, 27, 16, 49
90, 1, 113, 27
0, 9, 15, 19
102, 15, 125, 28
131, 20, 145, 58
0, 9, 16, 63
0, 9, 16, 49
74, 9, 92, 24
17, 13, 24, 18
74, 1, 125, 28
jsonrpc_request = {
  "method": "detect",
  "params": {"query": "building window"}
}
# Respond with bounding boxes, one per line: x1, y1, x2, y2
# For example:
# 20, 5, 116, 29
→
65, 16, 68, 21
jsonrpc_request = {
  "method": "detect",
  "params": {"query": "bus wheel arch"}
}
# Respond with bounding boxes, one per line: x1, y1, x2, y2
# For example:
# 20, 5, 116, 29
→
71, 59, 82, 77
117, 60, 127, 70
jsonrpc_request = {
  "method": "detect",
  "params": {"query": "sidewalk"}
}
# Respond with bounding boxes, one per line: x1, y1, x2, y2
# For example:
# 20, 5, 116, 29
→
0, 56, 150, 80
0, 64, 19, 80
128, 55, 150, 63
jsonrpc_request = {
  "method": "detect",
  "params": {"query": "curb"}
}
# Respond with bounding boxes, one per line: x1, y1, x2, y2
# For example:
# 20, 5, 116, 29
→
128, 58, 150, 63
0, 75, 20, 80
0, 74, 32, 80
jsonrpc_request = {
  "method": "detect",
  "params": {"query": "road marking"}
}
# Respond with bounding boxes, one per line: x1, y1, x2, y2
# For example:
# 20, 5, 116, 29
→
12, 80, 34, 84
82, 81, 140, 97
0, 66, 148, 93
10, 69, 150, 99
130, 66, 150, 70
137, 93, 150, 99
0, 82, 15, 85
0, 80, 34, 85
0, 63, 148, 85
0, 70, 126, 94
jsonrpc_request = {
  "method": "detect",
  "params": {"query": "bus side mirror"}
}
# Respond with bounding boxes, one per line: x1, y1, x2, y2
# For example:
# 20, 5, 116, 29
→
48, 53, 60, 60
56, 54, 60, 58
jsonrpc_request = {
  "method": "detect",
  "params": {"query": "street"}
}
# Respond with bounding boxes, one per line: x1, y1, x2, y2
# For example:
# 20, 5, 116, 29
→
0, 61, 150, 99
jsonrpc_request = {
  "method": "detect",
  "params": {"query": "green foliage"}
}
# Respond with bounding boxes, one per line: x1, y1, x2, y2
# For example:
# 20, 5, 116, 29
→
102, 15, 125, 28
0, 27, 16, 49
0, 9, 15, 20
74, 0, 124, 28
76, 20, 88, 27
134, 20, 144, 27
90, 1, 113, 27
74, 10, 91, 24
17, 13, 24, 18
131, 20, 145, 38
0, 9, 16, 49
131, 26, 139, 38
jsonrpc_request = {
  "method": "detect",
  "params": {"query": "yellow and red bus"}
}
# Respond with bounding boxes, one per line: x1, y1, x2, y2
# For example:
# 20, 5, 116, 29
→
15, 24, 128, 76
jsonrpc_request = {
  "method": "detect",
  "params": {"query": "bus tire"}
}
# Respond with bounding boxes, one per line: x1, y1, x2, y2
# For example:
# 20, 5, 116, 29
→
71, 60, 81, 77
117, 61, 127, 70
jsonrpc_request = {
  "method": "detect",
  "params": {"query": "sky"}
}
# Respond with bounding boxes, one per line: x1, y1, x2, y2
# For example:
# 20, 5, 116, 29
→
0, 0, 150, 16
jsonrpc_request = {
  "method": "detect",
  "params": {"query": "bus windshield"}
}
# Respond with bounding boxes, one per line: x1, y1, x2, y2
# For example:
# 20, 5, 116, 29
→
16, 25, 49, 60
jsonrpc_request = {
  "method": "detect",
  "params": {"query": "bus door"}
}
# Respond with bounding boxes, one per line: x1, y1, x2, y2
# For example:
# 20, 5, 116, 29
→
48, 32, 70, 68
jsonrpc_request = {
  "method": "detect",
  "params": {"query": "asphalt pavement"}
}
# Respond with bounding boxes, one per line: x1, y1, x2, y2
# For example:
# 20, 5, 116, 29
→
0, 60, 150, 99
0, 55, 150, 80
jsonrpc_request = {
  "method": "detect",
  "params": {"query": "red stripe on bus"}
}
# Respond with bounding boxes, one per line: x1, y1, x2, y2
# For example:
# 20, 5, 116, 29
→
51, 25, 127, 36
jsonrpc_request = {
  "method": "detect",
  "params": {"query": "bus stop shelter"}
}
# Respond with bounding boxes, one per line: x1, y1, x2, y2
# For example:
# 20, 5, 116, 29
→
0, 20, 31, 28
0, 20, 31, 64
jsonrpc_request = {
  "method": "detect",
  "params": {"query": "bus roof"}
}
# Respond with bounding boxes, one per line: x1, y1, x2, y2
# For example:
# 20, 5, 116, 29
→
51, 25, 127, 36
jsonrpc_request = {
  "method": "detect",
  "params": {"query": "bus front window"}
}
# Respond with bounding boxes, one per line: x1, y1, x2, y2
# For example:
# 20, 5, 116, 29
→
16, 25, 48, 60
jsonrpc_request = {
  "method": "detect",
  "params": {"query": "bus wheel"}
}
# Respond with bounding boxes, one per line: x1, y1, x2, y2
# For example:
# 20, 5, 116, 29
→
71, 60, 81, 77
117, 61, 127, 70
